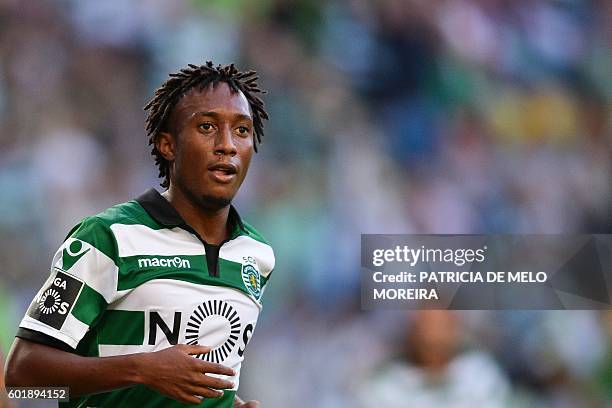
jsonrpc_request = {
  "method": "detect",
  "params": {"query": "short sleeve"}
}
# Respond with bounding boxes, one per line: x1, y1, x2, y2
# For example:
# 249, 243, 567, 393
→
18, 217, 119, 349
258, 248, 274, 299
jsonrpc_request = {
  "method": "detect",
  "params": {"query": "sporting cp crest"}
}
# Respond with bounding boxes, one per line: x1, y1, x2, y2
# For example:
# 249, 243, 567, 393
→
241, 258, 261, 300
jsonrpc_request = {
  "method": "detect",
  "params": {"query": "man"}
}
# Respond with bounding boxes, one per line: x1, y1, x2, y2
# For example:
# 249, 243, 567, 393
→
358, 311, 510, 407
5, 62, 274, 407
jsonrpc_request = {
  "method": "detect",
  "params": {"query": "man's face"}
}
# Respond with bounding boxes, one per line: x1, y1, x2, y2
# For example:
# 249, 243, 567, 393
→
160, 82, 254, 209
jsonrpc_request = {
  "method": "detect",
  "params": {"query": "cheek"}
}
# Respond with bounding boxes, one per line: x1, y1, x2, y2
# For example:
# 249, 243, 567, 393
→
242, 148, 253, 166
174, 138, 210, 177
239, 145, 254, 176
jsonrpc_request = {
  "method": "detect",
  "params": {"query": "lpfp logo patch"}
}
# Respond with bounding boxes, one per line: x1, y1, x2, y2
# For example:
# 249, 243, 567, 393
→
241, 256, 261, 300
27, 270, 84, 330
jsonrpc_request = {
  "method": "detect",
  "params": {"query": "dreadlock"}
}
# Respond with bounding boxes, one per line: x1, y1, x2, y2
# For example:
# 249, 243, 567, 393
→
144, 61, 268, 188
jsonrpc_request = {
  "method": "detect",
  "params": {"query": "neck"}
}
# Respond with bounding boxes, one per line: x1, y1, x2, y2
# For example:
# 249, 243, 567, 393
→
162, 186, 230, 245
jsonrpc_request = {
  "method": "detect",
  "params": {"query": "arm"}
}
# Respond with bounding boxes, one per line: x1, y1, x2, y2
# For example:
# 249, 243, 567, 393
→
0, 350, 11, 408
5, 338, 235, 405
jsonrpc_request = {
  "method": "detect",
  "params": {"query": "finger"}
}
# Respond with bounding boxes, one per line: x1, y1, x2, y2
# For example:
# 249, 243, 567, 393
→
196, 361, 236, 376
174, 392, 202, 405
186, 385, 225, 399
183, 344, 213, 355
242, 401, 261, 408
196, 374, 235, 390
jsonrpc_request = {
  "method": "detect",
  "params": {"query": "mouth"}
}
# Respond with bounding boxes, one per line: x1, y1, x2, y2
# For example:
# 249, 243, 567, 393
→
208, 162, 238, 184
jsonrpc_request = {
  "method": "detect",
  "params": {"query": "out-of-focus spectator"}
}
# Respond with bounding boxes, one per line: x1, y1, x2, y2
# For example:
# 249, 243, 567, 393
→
359, 310, 510, 407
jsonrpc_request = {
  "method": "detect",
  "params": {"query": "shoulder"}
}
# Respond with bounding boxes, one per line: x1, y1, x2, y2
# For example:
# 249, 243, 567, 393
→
69, 199, 156, 237
236, 219, 275, 280
241, 220, 272, 248
65, 200, 153, 258
91, 200, 154, 228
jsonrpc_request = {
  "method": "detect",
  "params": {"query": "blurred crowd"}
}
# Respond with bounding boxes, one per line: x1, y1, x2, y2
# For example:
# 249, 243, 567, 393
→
0, 0, 610, 406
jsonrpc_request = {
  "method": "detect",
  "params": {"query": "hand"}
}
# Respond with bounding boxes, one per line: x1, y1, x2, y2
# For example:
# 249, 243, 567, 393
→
137, 344, 235, 405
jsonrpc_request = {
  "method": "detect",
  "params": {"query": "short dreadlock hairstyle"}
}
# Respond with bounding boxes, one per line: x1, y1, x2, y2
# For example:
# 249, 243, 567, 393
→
144, 61, 268, 188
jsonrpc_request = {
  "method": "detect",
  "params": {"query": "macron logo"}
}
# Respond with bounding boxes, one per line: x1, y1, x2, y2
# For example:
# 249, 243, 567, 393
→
137, 256, 191, 269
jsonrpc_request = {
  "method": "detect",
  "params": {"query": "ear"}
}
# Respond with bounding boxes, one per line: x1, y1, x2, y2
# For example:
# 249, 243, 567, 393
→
156, 132, 176, 161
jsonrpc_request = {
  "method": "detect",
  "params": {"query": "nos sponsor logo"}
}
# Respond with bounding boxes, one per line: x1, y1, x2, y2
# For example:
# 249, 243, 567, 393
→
137, 257, 191, 269
148, 300, 254, 364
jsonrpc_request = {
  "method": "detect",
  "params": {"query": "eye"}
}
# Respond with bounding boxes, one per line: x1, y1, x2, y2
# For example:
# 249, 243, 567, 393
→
237, 126, 250, 135
198, 123, 214, 131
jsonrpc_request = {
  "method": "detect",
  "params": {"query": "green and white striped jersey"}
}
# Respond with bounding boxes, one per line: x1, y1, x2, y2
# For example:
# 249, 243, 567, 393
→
17, 188, 275, 407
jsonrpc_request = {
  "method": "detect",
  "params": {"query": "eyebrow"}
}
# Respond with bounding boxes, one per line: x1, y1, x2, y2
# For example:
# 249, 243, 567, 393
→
191, 111, 252, 121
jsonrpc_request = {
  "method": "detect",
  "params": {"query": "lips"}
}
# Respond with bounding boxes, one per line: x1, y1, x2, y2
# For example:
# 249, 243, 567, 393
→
208, 162, 238, 184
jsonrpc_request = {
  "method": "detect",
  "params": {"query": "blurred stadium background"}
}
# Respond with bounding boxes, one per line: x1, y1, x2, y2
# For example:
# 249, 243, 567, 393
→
0, 0, 610, 407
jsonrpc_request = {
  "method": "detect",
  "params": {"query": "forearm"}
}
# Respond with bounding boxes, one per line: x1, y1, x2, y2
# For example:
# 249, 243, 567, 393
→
5, 338, 145, 397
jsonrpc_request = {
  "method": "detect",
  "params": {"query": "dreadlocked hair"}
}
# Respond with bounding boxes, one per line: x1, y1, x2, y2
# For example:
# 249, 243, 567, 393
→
144, 61, 268, 188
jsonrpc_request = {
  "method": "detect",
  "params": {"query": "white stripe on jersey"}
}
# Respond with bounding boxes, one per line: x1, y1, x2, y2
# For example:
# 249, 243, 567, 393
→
53, 238, 119, 303
20, 314, 89, 349
108, 279, 261, 311
219, 236, 275, 277
110, 224, 203, 257
98, 344, 157, 357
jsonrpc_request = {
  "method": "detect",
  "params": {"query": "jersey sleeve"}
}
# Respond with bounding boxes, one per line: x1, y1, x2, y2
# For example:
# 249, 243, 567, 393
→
17, 217, 119, 349
258, 246, 274, 299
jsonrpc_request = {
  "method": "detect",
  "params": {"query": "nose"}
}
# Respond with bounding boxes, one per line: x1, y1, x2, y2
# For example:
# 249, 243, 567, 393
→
214, 125, 237, 156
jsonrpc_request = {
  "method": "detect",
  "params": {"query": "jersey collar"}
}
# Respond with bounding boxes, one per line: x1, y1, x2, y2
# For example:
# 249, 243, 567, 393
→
135, 188, 247, 238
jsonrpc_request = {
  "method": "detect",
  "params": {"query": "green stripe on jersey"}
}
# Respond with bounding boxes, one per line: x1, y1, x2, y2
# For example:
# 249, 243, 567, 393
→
117, 254, 205, 290
71, 284, 107, 326
96, 310, 145, 345
68, 218, 118, 265
94, 200, 164, 230
117, 255, 256, 298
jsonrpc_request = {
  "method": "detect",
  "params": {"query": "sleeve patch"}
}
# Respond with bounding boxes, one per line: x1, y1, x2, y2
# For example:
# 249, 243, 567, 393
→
26, 270, 84, 330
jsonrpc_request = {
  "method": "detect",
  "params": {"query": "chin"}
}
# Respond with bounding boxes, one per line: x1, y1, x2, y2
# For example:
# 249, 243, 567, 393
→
198, 193, 232, 210
178, 179, 234, 210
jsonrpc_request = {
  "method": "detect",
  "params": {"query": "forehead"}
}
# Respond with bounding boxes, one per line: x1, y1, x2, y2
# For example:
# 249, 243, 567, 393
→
172, 81, 251, 123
